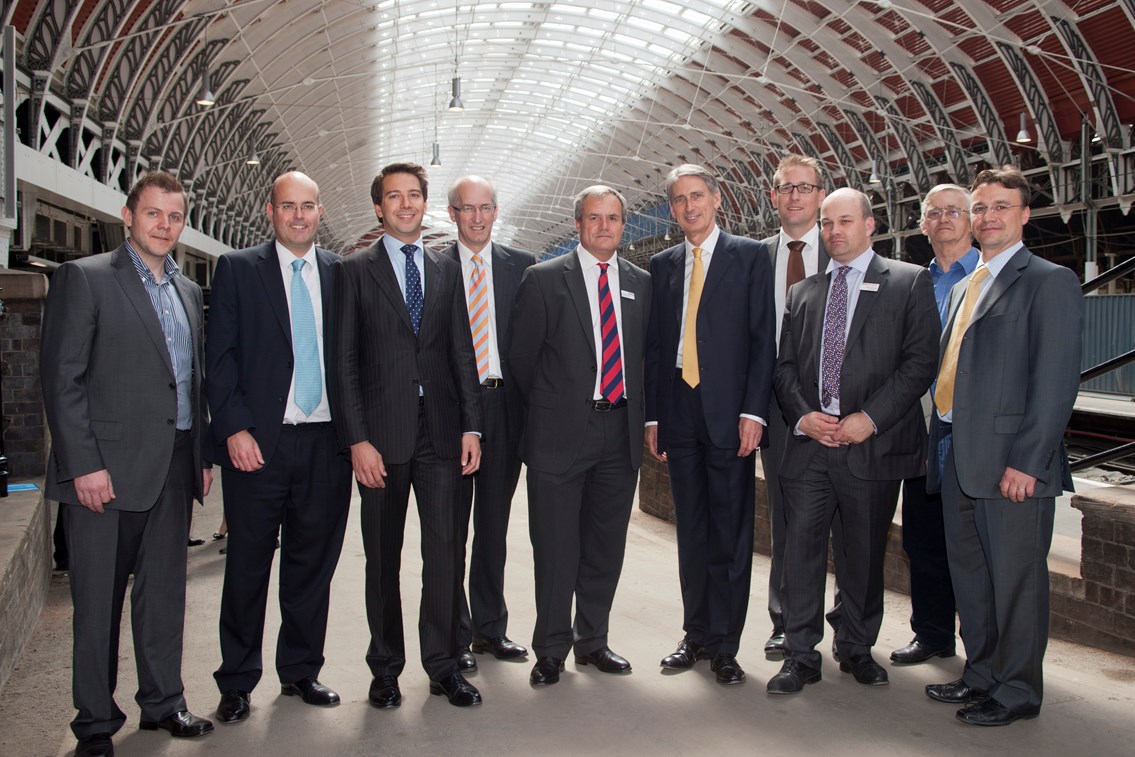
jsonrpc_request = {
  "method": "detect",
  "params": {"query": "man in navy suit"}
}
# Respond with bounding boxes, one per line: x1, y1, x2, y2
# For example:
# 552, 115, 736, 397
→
207, 171, 353, 723
443, 176, 536, 670
645, 164, 776, 685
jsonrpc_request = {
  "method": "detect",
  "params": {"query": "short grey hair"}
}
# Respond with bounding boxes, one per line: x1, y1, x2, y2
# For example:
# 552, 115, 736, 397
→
664, 164, 720, 201
574, 185, 627, 222
447, 175, 498, 208
921, 184, 971, 217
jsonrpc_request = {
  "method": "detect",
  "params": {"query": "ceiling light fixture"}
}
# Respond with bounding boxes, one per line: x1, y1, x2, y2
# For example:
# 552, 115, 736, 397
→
1015, 112, 1032, 143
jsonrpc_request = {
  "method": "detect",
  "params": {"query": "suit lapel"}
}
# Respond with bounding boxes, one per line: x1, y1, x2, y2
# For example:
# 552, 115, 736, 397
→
845, 254, 886, 352
256, 243, 291, 342
564, 253, 597, 362
492, 243, 516, 346
420, 247, 445, 334
367, 241, 415, 335
617, 258, 643, 358
667, 245, 685, 331
701, 233, 734, 304
111, 247, 174, 378
971, 247, 1028, 324
801, 274, 829, 381
315, 248, 334, 327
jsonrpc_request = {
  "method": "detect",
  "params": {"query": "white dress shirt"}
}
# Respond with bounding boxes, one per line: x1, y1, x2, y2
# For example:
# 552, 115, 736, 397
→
774, 225, 822, 348
457, 240, 503, 381
576, 245, 627, 401
276, 241, 331, 423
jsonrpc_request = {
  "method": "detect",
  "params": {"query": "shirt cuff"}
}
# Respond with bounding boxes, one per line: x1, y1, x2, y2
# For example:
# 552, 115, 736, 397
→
645, 420, 658, 427
740, 414, 766, 426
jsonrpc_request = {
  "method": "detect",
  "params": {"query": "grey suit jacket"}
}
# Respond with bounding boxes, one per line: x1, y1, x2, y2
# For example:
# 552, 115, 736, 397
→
928, 246, 1081, 498
774, 252, 940, 481
42, 244, 207, 508
509, 251, 652, 475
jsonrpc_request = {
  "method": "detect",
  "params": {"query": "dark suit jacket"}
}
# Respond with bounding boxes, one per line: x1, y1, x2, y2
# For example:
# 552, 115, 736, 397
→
774, 252, 940, 481
509, 251, 651, 475
442, 241, 537, 445
42, 244, 207, 508
644, 231, 776, 451
927, 246, 1081, 498
331, 240, 482, 463
206, 241, 342, 467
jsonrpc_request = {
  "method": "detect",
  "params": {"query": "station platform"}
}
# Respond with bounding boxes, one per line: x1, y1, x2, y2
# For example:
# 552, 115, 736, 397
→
1, 471, 1133, 757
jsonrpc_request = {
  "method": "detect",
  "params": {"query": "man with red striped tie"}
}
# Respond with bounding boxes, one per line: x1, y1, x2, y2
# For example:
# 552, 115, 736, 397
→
508, 185, 652, 687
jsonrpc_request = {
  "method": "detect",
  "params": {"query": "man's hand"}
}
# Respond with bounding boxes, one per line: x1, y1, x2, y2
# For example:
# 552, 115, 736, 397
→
1000, 466, 1037, 503
798, 412, 841, 448
738, 417, 763, 457
645, 425, 666, 462
74, 469, 115, 513
833, 411, 874, 445
351, 441, 387, 488
202, 468, 213, 498
226, 429, 265, 472
460, 433, 482, 476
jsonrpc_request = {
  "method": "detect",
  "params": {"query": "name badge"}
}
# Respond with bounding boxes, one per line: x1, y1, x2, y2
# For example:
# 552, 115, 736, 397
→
860, 282, 880, 292
621, 290, 635, 300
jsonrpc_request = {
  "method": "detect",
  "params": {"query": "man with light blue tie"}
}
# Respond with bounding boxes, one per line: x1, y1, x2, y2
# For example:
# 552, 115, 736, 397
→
207, 171, 353, 724
331, 163, 484, 709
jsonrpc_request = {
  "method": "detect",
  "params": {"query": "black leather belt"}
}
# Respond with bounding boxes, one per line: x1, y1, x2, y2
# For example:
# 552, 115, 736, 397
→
590, 398, 627, 412
481, 378, 504, 389
281, 421, 332, 431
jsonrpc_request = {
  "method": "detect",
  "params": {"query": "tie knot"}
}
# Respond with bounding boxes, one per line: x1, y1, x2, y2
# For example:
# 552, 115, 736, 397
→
471, 253, 484, 268
787, 240, 806, 254
401, 244, 418, 257
692, 247, 703, 260
971, 266, 990, 284
291, 259, 306, 273
835, 265, 851, 280
598, 262, 609, 273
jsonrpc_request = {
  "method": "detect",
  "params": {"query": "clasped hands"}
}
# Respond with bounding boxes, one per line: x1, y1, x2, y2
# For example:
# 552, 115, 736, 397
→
798, 410, 873, 447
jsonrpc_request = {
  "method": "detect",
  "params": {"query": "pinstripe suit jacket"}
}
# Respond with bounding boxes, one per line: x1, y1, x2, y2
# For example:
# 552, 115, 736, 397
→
331, 239, 482, 464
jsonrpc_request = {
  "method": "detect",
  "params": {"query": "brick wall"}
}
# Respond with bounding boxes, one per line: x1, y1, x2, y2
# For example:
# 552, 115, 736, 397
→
0, 271, 49, 477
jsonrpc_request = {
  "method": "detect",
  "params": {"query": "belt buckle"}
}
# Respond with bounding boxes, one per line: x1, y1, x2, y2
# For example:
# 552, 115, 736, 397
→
593, 399, 613, 412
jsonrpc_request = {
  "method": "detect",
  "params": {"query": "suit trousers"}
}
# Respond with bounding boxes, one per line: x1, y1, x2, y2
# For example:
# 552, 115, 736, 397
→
457, 384, 522, 646
360, 406, 462, 682
65, 431, 194, 739
527, 405, 637, 660
214, 422, 351, 693
665, 376, 754, 656
762, 397, 844, 636
781, 444, 899, 670
942, 440, 1053, 711
900, 476, 957, 647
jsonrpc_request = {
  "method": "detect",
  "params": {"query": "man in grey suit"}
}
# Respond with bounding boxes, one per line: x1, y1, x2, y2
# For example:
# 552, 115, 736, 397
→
443, 176, 536, 671
925, 166, 1082, 726
41, 171, 214, 757
767, 188, 939, 694
509, 185, 651, 687
758, 153, 842, 657
331, 163, 484, 709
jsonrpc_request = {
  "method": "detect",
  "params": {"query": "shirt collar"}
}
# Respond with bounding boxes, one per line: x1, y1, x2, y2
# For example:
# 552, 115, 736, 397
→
826, 247, 874, 276
780, 224, 820, 250
576, 245, 619, 270
928, 246, 979, 276
275, 241, 316, 271
684, 225, 720, 257
125, 239, 178, 284
982, 240, 1024, 279
457, 239, 493, 266
383, 234, 424, 257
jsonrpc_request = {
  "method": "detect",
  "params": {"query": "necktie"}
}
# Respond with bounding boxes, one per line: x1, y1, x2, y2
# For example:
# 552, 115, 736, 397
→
786, 240, 806, 295
401, 244, 423, 335
820, 266, 851, 409
290, 259, 321, 416
682, 247, 705, 387
469, 254, 490, 382
934, 266, 991, 415
597, 262, 624, 403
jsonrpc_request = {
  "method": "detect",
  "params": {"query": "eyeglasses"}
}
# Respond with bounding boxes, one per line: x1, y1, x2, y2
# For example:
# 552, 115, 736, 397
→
970, 203, 1024, 217
273, 202, 319, 214
924, 208, 968, 221
773, 183, 822, 195
451, 204, 497, 215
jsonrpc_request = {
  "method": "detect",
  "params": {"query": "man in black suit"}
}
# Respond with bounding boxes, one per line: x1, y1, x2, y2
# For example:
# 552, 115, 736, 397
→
443, 175, 536, 670
509, 185, 651, 687
331, 163, 484, 708
758, 153, 842, 658
644, 164, 775, 685
206, 171, 353, 724
767, 188, 939, 694
41, 171, 214, 757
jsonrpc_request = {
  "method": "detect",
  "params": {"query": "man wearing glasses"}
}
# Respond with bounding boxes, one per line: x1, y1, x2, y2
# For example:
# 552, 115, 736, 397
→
443, 176, 536, 671
925, 166, 1082, 726
889, 185, 978, 667
207, 171, 353, 723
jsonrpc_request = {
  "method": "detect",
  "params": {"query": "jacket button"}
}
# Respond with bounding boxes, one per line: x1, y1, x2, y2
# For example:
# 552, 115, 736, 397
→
168, 382, 176, 390
167, 419, 175, 425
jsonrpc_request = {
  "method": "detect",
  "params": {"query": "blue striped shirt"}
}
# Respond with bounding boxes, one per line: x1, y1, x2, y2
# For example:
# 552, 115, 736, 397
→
126, 240, 193, 430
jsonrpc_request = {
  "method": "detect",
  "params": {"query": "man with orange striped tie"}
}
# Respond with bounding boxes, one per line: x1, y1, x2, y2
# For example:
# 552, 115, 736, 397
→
444, 176, 536, 672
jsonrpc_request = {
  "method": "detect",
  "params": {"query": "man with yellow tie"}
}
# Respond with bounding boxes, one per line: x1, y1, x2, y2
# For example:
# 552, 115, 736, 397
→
925, 166, 1082, 727
644, 164, 776, 685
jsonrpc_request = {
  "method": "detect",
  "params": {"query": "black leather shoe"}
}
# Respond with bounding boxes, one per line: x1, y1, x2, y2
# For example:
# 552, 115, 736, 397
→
76, 733, 114, 757
890, 639, 956, 665
530, 657, 565, 686
763, 632, 787, 657
767, 659, 822, 694
187, 537, 205, 547
139, 710, 214, 737
457, 646, 479, 672
429, 672, 482, 707
710, 654, 746, 685
660, 639, 708, 670
471, 635, 528, 660
368, 676, 401, 709
216, 690, 250, 724
839, 653, 888, 685
926, 678, 987, 704
956, 697, 1039, 726
574, 647, 631, 673
281, 676, 340, 706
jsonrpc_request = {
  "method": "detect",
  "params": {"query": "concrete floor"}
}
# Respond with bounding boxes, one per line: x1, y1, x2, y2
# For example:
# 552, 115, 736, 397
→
2, 470, 1134, 757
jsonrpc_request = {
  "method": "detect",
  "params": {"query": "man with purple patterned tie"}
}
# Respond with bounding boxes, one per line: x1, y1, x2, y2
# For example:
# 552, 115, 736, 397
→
767, 188, 939, 694
509, 185, 651, 687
